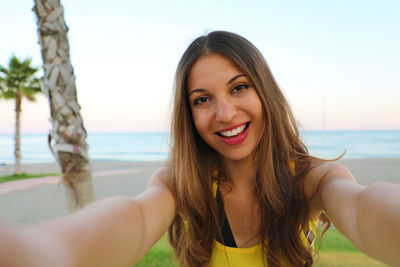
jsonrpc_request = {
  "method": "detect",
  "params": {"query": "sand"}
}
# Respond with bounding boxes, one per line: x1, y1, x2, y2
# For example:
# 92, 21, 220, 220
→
0, 159, 399, 226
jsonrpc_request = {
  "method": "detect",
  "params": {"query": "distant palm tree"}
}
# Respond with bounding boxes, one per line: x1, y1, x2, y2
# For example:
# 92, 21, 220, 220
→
33, 0, 95, 210
0, 56, 41, 174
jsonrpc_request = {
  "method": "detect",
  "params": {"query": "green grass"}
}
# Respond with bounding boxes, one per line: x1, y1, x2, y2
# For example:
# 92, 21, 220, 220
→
135, 235, 177, 267
0, 172, 60, 183
314, 229, 388, 266
135, 229, 388, 266
315, 252, 387, 267
315, 227, 360, 252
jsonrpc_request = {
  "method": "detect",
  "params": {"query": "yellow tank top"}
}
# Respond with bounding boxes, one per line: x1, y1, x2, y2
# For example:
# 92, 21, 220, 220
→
209, 180, 318, 267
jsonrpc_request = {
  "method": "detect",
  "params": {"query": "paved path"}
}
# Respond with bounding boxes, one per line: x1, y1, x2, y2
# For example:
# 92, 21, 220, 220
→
0, 159, 399, 226
0, 161, 163, 226
0, 169, 141, 194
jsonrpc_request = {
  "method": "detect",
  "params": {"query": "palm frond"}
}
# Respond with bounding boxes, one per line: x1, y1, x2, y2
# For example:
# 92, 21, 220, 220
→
0, 55, 42, 101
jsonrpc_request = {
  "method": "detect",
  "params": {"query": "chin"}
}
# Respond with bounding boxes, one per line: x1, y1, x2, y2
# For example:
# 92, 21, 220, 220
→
219, 150, 254, 162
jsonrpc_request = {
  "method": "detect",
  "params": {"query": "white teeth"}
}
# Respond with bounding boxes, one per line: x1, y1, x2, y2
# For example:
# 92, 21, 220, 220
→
219, 124, 246, 137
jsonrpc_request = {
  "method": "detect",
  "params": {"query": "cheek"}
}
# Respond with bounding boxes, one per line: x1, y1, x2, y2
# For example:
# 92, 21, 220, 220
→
244, 93, 264, 119
191, 109, 214, 142
191, 110, 207, 134
256, 102, 264, 121
247, 94, 266, 132
252, 94, 264, 118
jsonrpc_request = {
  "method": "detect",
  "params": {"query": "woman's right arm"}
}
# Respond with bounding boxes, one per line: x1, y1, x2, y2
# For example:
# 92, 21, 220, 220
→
0, 166, 176, 267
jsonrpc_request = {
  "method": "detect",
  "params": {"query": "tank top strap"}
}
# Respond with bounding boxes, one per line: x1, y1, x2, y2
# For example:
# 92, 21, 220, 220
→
213, 170, 219, 197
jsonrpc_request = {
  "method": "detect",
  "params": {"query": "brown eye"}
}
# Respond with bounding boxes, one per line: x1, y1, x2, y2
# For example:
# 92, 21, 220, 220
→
232, 84, 250, 94
193, 96, 210, 106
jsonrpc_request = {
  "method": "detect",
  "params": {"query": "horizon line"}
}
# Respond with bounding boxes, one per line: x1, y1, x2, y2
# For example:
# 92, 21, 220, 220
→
1, 128, 400, 135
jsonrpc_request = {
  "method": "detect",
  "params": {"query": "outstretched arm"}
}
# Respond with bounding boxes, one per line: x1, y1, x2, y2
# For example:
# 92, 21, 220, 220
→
315, 162, 400, 266
0, 166, 176, 267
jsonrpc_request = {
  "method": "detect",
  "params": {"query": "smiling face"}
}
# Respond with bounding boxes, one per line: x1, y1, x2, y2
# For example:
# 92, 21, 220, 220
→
187, 53, 265, 163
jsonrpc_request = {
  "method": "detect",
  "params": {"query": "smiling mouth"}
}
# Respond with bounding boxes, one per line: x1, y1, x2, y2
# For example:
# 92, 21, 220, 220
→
216, 122, 250, 137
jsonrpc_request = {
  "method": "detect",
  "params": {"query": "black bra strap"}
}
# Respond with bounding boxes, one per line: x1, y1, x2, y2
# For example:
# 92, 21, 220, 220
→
216, 186, 237, 247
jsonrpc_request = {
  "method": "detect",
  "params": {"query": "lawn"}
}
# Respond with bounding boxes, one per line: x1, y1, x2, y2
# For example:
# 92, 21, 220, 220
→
135, 229, 388, 266
135, 235, 177, 267
0, 172, 60, 183
314, 229, 387, 266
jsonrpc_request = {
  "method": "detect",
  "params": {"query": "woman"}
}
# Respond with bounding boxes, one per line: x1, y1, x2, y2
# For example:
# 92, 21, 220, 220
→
1, 31, 399, 267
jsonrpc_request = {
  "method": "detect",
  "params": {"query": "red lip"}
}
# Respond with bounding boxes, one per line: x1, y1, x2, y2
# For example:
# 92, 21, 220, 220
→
217, 123, 250, 146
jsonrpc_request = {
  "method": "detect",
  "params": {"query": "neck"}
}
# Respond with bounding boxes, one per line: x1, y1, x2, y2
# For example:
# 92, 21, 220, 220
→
220, 156, 257, 189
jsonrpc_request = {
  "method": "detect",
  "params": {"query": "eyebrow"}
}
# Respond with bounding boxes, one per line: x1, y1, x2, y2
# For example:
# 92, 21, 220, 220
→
188, 88, 206, 97
188, 73, 247, 97
227, 74, 246, 85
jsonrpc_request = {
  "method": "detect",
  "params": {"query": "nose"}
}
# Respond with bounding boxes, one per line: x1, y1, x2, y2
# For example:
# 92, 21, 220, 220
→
215, 97, 237, 123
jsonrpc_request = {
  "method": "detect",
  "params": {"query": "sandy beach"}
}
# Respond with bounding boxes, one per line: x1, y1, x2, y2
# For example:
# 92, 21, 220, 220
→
0, 159, 399, 226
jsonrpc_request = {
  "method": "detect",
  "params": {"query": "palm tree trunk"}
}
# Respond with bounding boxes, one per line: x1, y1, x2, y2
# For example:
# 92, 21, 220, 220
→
33, 0, 95, 211
14, 89, 22, 175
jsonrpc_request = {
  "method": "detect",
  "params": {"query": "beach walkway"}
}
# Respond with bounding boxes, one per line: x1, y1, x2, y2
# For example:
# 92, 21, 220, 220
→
0, 161, 163, 226
0, 159, 399, 226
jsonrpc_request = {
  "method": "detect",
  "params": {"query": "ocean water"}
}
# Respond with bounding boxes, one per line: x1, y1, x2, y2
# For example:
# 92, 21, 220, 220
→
0, 131, 399, 164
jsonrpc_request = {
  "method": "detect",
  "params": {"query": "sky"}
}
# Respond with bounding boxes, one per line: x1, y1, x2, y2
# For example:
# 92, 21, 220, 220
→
0, 0, 399, 134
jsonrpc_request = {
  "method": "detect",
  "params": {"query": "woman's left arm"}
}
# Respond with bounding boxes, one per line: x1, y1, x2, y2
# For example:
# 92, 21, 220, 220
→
313, 162, 400, 266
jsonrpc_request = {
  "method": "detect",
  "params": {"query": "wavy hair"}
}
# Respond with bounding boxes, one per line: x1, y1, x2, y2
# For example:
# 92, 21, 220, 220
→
167, 31, 330, 267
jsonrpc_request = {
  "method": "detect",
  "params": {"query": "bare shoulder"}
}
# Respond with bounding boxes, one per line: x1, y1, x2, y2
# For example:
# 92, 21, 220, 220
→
146, 165, 174, 191
303, 160, 358, 218
138, 165, 175, 205
305, 161, 356, 188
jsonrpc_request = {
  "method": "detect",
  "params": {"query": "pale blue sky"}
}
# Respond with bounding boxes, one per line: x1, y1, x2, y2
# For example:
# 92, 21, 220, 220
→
0, 0, 399, 133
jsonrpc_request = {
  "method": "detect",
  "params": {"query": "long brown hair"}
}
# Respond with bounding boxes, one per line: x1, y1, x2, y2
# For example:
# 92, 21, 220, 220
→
168, 31, 329, 266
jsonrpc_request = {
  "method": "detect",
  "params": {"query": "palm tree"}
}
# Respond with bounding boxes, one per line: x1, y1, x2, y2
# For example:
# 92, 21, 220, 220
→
33, 0, 95, 211
0, 56, 41, 174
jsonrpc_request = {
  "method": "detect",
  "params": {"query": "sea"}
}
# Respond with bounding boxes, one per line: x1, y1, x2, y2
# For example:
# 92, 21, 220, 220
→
0, 130, 399, 164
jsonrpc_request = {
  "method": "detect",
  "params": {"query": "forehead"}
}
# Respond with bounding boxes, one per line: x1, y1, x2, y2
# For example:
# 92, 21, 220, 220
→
187, 53, 245, 91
